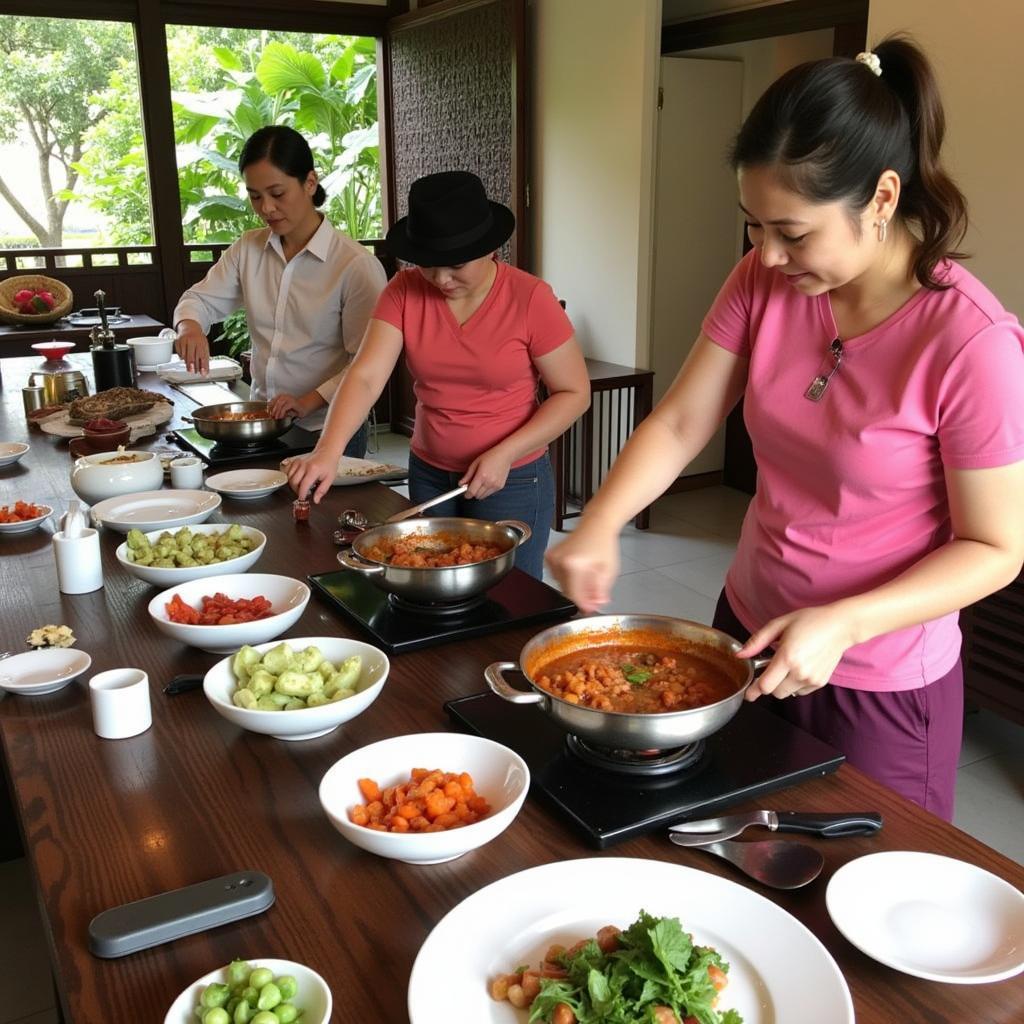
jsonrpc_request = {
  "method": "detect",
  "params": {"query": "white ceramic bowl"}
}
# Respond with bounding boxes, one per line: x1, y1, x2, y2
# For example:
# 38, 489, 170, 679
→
203, 636, 389, 742
163, 957, 332, 1024
149, 574, 310, 653
115, 523, 266, 585
0, 442, 30, 468
319, 732, 530, 865
70, 449, 164, 504
127, 335, 175, 369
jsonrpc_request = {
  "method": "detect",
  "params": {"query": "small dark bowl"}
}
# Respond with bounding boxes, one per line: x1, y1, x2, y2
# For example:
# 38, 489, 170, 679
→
82, 422, 131, 452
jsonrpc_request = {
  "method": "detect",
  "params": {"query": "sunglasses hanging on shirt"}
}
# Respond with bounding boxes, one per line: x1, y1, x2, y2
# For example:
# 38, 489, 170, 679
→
804, 338, 843, 401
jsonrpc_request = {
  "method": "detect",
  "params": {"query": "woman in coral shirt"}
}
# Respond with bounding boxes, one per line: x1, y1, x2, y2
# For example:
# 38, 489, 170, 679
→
286, 171, 590, 578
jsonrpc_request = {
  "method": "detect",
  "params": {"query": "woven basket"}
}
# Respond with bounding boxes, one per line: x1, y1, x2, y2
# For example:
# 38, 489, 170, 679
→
0, 274, 74, 326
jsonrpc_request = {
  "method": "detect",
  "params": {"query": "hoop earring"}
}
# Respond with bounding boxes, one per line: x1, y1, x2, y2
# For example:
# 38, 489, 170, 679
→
876, 218, 888, 244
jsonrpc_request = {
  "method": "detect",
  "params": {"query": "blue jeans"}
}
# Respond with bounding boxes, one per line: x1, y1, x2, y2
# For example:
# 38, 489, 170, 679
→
407, 450, 554, 579
343, 421, 369, 459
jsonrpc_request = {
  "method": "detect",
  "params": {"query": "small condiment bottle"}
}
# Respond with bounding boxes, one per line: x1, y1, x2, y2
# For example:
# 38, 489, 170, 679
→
292, 498, 311, 522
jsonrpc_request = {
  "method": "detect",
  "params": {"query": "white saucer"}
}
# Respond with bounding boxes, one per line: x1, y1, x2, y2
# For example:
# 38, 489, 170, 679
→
0, 442, 30, 468
90, 490, 221, 533
826, 851, 1024, 984
0, 648, 92, 694
205, 469, 288, 500
0, 503, 52, 535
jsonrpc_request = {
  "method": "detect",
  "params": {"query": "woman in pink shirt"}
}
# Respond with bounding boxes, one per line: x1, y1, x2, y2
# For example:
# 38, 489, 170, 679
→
286, 171, 590, 577
547, 37, 1024, 820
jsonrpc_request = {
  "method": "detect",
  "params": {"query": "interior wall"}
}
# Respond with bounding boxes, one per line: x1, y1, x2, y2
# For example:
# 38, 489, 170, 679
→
868, 0, 1023, 315
530, 0, 662, 368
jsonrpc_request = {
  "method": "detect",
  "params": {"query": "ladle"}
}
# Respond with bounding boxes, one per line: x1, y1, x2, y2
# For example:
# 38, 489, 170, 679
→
670, 834, 824, 889
340, 484, 468, 531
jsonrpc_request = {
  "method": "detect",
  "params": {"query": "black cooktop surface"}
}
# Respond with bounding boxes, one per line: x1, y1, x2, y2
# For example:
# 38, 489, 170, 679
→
172, 425, 319, 465
446, 691, 845, 847
308, 567, 577, 654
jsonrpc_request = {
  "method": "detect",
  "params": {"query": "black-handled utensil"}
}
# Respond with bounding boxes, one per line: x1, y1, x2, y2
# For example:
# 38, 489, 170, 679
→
668, 810, 882, 846
163, 674, 203, 696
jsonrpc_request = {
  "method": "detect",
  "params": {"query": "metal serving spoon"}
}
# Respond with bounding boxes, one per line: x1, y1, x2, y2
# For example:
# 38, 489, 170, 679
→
669, 834, 824, 889
339, 484, 468, 531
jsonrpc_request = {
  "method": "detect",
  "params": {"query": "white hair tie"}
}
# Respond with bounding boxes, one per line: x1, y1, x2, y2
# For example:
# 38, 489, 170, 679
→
856, 51, 882, 77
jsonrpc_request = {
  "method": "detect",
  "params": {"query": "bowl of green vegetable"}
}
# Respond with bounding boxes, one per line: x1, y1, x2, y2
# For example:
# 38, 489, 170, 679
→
203, 636, 390, 741
114, 523, 267, 585
163, 957, 331, 1024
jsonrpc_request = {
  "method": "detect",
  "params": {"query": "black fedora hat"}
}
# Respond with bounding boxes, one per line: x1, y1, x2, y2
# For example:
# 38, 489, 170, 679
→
385, 171, 515, 267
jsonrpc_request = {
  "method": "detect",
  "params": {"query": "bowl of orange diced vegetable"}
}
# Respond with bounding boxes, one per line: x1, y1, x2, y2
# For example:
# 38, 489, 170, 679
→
318, 732, 530, 864
0, 500, 52, 535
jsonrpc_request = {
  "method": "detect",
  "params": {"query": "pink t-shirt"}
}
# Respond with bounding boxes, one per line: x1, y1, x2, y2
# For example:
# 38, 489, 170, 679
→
703, 251, 1024, 691
372, 261, 574, 471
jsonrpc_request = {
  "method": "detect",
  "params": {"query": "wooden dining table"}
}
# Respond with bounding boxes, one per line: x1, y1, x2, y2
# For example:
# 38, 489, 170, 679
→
0, 353, 1021, 1023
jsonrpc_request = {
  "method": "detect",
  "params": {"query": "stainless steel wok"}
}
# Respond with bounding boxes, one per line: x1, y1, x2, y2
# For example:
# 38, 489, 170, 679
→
183, 401, 294, 444
336, 516, 532, 603
485, 614, 770, 750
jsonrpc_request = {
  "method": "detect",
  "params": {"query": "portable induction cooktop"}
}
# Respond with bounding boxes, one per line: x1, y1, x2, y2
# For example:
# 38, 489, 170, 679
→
446, 692, 845, 847
171, 425, 319, 466
308, 568, 577, 654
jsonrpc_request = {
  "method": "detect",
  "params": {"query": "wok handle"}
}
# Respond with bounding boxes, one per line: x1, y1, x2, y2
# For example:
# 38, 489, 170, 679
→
182, 416, 194, 424
484, 662, 547, 706
336, 549, 385, 576
496, 520, 533, 548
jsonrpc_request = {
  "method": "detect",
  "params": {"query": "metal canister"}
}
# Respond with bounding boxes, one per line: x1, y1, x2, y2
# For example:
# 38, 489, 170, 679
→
22, 385, 46, 417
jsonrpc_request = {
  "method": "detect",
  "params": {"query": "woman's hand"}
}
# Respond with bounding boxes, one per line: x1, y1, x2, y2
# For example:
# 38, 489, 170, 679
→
545, 524, 620, 613
269, 391, 324, 421
175, 320, 210, 375
285, 447, 341, 504
737, 603, 857, 701
459, 446, 513, 499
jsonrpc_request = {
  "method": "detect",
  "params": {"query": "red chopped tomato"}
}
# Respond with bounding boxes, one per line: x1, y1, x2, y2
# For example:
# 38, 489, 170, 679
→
165, 592, 275, 625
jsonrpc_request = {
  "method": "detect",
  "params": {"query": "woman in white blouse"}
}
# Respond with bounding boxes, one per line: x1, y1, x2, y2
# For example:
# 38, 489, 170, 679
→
173, 126, 387, 447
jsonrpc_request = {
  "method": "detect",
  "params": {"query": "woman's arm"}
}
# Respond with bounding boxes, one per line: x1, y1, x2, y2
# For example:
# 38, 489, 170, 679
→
739, 460, 1024, 699
172, 243, 245, 375
545, 335, 749, 610
460, 336, 591, 498
284, 318, 404, 501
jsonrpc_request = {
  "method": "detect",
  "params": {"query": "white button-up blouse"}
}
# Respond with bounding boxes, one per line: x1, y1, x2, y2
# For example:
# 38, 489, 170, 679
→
173, 217, 387, 430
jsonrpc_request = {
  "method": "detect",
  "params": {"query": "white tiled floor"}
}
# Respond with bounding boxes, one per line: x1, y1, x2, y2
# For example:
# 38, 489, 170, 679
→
2, 437, 1021, 1022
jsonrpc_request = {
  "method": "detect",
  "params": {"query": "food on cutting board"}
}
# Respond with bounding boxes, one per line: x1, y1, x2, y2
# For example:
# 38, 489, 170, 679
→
166, 592, 274, 625
230, 642, 361, 711
0, 500, 48, 523
490, 911, 739, 1024
534, 647, 739, 714
83, 417, 128, 434
123, 524, 255, 568
349, 768, 491, 833
26, 624, 76, 649
193, 959, 304, 1024
363, 531, 506, 568
69, 386, 170, 422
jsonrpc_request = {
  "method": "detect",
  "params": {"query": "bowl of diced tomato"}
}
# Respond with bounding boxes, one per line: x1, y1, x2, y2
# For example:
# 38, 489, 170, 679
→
147, 573, 310, 653
319, 732, 530, 865
0, 500, 52, 535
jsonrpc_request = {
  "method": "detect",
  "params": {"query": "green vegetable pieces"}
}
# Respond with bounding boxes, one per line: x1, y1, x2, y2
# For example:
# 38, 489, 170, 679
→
230, 642, 362, 712
194, 960, 304, 1024
527, 911, 741, 1024
124, 525, 255, 568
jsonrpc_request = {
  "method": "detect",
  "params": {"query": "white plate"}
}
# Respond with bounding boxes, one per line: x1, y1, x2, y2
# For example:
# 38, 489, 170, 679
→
0, 442, 30, 467
205, 469, 288, 499
0, 648, 92, 694
281, 454, 406, 487
0, 503, 52, 535
408, 857, 853, 1024
90, 490, 221, 533
826, 851, 1024, 984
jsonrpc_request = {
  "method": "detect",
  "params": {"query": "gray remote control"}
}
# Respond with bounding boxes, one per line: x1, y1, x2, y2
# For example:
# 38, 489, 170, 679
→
88, 870, 275, 958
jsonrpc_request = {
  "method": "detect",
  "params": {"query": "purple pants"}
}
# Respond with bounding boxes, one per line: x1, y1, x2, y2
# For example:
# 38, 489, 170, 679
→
712, 592, 963, 821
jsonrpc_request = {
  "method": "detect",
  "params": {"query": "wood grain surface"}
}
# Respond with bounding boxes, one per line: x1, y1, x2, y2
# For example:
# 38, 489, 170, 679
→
0, 355, 1022, 1023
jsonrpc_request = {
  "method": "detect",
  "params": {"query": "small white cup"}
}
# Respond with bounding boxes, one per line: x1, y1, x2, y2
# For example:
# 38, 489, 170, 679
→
53, 527, 104, 594
170, 456, 204, 489
89, 668, 152, 740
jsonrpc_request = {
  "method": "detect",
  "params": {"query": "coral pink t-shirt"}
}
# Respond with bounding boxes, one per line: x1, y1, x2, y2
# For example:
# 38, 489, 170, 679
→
703, 251, 1024, 691
372, 261, 574, 471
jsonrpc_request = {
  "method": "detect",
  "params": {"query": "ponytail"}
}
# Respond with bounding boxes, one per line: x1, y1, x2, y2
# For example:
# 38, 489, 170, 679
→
731, 34, 967, 289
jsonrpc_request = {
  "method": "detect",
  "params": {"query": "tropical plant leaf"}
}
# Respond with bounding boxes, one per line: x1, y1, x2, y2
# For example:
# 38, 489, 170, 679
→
213, 45, 244, 72
256, 42, 326, 95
